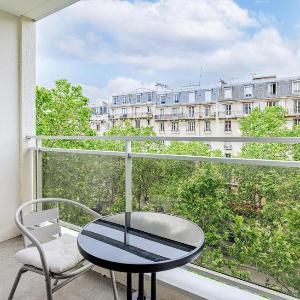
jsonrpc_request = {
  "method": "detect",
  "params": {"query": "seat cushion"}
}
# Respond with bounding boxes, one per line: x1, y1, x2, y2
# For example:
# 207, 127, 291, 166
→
15, 234, 83, 273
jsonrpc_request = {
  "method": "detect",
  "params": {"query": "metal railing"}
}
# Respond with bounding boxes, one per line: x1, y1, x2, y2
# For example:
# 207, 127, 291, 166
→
26, 134, 300, 300
27, 135, 300, 213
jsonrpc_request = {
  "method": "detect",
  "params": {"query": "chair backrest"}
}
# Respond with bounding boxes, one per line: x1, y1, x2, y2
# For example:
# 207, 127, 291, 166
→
16, 198, 101, 249
20, 205, 61, 247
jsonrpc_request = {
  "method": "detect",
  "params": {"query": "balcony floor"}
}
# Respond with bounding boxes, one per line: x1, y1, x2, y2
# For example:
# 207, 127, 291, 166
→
0, 237, 127, 300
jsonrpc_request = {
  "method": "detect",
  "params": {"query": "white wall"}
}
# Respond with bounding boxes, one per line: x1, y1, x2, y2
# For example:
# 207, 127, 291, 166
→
0, 11, 35, 242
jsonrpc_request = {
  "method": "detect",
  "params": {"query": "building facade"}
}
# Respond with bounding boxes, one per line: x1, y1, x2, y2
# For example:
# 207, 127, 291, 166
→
90, 102, 110, 135
91, 75, 300, 156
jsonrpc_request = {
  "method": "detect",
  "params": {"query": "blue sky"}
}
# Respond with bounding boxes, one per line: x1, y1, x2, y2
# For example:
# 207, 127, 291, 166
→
37, 0, 300, 104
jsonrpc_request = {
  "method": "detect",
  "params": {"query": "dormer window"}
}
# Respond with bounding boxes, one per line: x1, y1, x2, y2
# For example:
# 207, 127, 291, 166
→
136, 94, 141, 103
160, 95, 166, 104
224, 87, 232, 99
244, 85, 253, 98
174, 93, 179, 103
268, 83, 277, 96
292, 81, 300, 94
122, 95, 129, 104
112, 97, 117, 105
147, 93, 152, 102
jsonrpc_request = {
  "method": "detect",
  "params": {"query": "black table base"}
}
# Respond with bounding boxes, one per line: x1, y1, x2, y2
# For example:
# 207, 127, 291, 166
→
127, 273, 156, 300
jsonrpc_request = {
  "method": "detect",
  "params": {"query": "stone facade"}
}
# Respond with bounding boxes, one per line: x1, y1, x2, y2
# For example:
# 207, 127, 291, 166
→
90, 76, 300, 156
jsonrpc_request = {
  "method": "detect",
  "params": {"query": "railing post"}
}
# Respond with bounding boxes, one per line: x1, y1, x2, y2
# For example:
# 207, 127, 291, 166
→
36, 138, 42, 200
125, 140, 132, 212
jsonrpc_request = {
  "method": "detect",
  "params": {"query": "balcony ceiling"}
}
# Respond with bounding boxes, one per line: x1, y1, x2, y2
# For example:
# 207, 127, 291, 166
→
0, 0, 78, 20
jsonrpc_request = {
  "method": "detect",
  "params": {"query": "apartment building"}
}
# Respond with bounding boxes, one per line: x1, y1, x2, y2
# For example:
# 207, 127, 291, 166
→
91, 75, 300, 156
90, 102, 110, 135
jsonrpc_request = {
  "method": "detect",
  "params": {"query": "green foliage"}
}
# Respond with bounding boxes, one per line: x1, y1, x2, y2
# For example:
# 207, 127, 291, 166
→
36, 79, 96, 149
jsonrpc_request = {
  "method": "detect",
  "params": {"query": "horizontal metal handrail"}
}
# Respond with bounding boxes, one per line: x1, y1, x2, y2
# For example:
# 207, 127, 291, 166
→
33, 146, 300, 168
27, 135, 300, 143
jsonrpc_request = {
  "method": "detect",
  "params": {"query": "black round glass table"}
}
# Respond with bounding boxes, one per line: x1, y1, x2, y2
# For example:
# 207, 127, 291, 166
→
77, 212, 205, 300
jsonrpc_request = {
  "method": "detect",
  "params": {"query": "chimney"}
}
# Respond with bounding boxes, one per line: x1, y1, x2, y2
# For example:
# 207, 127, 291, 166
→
252, 74, 277, 81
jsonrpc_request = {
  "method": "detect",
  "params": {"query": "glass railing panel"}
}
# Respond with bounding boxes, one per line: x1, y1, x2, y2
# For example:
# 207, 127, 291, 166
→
132, 157, 300, 297
42, 151, 125, 227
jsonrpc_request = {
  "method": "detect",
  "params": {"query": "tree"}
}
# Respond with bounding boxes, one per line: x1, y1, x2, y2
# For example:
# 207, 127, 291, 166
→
36, 79, 95, 149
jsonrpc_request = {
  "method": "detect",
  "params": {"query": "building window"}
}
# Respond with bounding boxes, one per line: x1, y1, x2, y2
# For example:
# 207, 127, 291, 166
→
224, 142, 232, 150
243, 103, 252, 115
244, 85, 253, 98
205, 90, 212, 102
294, 119, 300, 126
294, 100, 300, 113
171, 121, 179, 132
174, 93, 179, 103
225, 120, 232, 132
188, 106, 195, 117
147, 119, 151, 126
159, 122, 165, 132
187, 121, 195, 132
160, 95, 166, 104
292, 81, 300, 94
268, 83, 277, 96
160, 108, 164, 116
136, 94, 141, 103
122, 108, 127, 116
224, 87, 232, 99
225, 104, 231, 116
267, 101, 276, 107
96, 124, 100, 132
112, 121, 115, 127
204, 120, 211, 132
147, 106, 152, 113
94, 107, 101, 115
122, 95, 129, 104
147, 93, 152, 102
204, 105, 211, 116
112, 97, 117, 105
135, 120, 140, 128
225, 153, 231, 158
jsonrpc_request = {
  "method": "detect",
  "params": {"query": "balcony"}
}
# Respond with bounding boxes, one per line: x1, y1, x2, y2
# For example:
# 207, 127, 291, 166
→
9, 135, 298, 298
155, 113, 200, 120
201, 112, 216, 119
1, 134, 300, 299
109, 113, 153, 120
0, 2, 299, 300
286, 108, 300, 116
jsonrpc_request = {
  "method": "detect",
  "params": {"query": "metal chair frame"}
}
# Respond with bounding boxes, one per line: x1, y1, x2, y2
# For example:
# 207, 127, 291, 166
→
8, 198, 119, 300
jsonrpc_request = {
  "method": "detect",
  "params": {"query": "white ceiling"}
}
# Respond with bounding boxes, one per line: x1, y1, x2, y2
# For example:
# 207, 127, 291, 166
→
0, 0, 78, 20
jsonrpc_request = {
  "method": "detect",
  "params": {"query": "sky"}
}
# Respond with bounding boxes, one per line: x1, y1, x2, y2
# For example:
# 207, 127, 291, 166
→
37, 0, 300, 105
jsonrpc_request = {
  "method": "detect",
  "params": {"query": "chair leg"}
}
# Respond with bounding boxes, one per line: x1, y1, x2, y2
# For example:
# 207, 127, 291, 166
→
45, 275, 53, 300
110, 270, 119, 300
8, 267, 27, 300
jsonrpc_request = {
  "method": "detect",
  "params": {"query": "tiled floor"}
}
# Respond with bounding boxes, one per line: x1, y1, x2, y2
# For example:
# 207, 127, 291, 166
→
0, 237, 126, 300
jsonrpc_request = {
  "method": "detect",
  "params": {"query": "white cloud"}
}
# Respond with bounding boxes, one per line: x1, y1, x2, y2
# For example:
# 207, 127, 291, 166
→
81, 77, 156, 105
39, 0, 300, 85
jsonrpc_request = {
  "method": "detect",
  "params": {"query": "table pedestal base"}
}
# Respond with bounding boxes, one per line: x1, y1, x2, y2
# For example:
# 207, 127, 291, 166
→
131, 291, 150, 300
127, 273, 156, 300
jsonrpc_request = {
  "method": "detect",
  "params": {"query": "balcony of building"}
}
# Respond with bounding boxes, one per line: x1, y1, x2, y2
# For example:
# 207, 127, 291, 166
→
0, 1, 299, 300
2, 134, 300, 299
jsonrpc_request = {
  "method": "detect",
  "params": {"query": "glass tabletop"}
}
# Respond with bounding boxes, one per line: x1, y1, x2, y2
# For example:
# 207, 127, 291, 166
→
77, 212, 204, 273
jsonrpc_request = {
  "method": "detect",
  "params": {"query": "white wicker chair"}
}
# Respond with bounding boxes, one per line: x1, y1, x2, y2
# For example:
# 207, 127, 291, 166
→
8, 198, 118, 300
